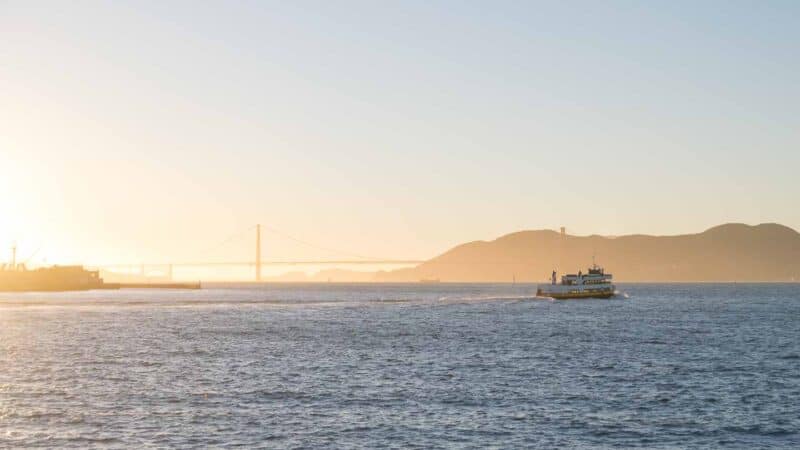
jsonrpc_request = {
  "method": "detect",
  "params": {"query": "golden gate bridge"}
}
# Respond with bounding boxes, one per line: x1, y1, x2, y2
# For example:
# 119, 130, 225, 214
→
93, 224, 425, 281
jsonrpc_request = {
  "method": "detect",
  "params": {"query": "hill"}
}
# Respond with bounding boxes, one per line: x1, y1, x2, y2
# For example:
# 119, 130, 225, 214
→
374, 223, 800, 282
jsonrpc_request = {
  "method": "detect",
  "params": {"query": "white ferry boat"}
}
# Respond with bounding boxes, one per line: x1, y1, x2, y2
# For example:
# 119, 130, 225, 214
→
536, 262, 615, 299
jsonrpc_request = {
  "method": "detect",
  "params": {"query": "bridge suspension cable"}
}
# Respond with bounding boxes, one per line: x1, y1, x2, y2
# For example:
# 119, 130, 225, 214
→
257, 223, 386, 261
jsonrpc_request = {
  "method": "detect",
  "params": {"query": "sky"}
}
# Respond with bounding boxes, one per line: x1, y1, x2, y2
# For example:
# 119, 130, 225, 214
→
1, 0, 799, 266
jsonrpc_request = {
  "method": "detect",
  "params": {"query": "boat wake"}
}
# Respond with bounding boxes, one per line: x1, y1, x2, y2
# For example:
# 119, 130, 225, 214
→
436, 294, 541, 304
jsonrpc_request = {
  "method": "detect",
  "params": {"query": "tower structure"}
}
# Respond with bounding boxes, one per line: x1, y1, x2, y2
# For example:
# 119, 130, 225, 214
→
559, 227, 566, 275
256, 224, 262, 282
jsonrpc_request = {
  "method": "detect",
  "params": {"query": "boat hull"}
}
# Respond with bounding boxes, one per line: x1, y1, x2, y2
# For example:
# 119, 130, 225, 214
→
536, 285, 616, 300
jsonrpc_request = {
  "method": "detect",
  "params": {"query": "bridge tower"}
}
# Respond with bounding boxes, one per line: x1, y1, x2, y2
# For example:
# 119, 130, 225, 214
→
256, 224, 262, 282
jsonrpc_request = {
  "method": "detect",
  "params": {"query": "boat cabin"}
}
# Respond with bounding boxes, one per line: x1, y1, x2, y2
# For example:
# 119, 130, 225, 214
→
559, 266, 613, 285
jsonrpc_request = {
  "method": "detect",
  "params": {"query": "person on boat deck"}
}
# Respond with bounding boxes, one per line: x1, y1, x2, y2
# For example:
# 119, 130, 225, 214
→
551, 270, 557, 285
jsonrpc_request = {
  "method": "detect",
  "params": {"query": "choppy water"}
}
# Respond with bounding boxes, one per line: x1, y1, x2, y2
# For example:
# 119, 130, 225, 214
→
1, 283, 799, 448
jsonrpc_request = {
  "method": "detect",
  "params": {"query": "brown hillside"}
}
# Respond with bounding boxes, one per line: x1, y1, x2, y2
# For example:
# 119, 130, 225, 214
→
375, 223, 800, 282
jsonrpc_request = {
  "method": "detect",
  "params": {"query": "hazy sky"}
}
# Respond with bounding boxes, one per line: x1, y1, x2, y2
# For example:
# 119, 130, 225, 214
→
1, 1, 799, 265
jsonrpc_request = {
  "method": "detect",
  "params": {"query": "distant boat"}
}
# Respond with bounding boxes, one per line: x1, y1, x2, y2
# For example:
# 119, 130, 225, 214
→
0, 264, 202, 292
536, 262, 615, 299
420, 278, 441, 284
0, 264, 117, 292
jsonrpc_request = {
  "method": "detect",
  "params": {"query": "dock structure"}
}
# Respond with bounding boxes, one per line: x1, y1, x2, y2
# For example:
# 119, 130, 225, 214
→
117, 282, 201, 290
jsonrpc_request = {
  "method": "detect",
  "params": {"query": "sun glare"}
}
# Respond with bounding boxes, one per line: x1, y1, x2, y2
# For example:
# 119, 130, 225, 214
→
0, 153, 24, 249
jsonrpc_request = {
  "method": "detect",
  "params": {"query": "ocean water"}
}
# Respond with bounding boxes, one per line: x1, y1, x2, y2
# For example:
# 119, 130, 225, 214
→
1, 283, 799, 448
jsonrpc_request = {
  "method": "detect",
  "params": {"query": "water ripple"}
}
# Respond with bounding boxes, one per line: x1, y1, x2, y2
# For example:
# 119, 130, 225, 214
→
0, 283, 799, 447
